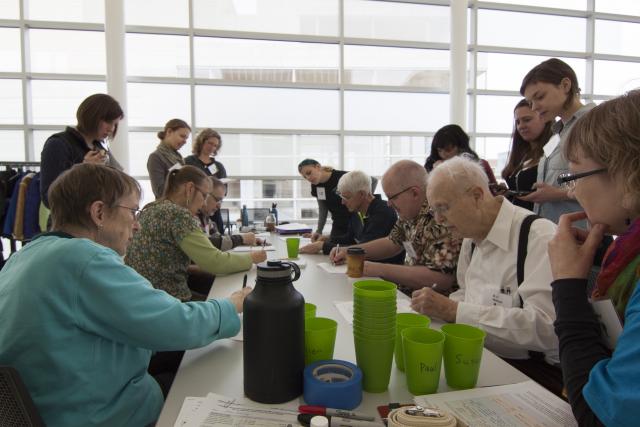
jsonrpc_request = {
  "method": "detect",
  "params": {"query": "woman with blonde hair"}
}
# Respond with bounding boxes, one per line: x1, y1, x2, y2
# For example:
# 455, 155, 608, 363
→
147, 118, 191, 198
549, 90, 640, 426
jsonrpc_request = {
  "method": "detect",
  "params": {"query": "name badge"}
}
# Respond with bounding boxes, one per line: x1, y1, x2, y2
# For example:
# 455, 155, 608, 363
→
402, 241, 417, 260
207, 163, 218, 175
317, 187, 327, 200
168, 162, 182, 172
482, 287, 514, 308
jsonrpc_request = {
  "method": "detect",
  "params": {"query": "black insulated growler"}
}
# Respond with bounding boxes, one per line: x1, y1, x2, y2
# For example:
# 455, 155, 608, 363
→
243, 260, 304, 403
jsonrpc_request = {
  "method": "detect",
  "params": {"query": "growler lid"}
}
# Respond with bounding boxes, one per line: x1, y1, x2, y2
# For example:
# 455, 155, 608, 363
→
347, 247, 365, 255
257, 260, 294, 279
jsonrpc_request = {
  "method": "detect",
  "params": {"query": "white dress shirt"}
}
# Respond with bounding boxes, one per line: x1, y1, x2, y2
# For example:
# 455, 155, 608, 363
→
450, 198, 559, 364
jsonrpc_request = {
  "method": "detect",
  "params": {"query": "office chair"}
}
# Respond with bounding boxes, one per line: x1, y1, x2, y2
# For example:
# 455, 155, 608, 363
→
0, 366, 45, 427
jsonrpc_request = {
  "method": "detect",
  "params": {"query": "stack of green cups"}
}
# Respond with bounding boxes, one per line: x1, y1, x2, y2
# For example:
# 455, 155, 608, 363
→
352, 280, 397, 393
395, 313, 431, 372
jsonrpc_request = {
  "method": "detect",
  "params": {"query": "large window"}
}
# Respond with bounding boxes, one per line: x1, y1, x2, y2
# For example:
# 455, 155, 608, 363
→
2, 0, 639, 223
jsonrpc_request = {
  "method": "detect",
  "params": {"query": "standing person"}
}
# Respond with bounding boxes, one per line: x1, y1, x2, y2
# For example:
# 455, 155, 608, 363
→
518, 58, 592, 225
185, 128, 227, 232
147, 119, 191, 199
0, 163, 251, 427
549, 90, 640, 426
40, 93, 124, 209
298, 159, 351, 243
126, 165, 266, 302
501, 99, 553, 210
423, 124, 497, 187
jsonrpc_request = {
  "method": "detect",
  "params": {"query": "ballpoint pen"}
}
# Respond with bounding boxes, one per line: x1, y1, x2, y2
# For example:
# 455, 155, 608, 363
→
242, 274, 248, 289
333, 244, 340, 266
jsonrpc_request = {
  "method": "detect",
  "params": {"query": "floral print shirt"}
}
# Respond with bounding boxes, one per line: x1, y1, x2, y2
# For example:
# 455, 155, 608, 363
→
388, 198, 461, 274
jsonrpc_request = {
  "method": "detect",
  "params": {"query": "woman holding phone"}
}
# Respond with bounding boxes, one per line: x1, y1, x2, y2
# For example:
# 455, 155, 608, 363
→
501, 99, 553, 210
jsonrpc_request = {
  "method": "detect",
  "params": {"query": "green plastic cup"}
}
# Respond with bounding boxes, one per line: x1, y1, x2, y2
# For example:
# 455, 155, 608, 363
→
305, 317, 338, 365
286, 237, 300, 259
353, 280, 397, 299
395, 313, 431, 372
402, 327, 444, 395
305, 303, 317, 319
354, 335, 395, 392
441, 323, 486, 389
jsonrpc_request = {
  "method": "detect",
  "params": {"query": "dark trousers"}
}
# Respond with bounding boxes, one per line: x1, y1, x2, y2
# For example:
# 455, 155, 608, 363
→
502, 354, 565, 399
149, 350, 185, 398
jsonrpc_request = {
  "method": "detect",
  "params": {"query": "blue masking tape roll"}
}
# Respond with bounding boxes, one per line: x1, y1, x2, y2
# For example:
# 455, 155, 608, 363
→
303, 359, 363, 410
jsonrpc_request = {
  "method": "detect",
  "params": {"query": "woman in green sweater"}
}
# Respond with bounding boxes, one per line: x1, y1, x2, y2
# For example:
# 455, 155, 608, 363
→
126, 165, 266, 302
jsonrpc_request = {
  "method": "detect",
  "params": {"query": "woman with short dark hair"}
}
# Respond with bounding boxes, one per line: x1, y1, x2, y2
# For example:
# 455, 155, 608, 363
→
0, 163, 251, 426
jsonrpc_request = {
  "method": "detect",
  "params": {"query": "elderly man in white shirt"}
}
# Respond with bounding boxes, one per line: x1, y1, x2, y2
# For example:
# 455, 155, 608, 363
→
411, 156, 562, 396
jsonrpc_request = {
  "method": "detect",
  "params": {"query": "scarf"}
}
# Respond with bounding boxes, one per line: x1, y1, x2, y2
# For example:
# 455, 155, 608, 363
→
156, 141, 184, 167
592, 218, 640, 321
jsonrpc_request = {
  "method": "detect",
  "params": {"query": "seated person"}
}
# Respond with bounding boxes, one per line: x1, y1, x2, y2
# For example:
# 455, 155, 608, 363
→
0, 163, 252, 426
199, 177, 260, 251
300, 170, 403, 264
331, 160, 461, 293
125, 165, 266, 302
549, 91, 640, 426
411, 156, 561, 396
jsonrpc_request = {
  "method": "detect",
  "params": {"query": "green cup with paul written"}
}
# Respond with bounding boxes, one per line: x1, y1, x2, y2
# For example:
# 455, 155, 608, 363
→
441, 323, 486, 390
402, 327, 444, 395
395, 313, 431, 372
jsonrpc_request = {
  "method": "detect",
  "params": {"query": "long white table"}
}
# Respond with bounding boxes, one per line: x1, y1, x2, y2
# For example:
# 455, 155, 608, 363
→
157, 236, 529, 426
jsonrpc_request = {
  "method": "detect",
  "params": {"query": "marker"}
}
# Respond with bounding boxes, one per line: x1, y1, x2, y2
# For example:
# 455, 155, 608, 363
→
242, 274, 247, 289
297, 413, 380, 427
299, 406, 375, 422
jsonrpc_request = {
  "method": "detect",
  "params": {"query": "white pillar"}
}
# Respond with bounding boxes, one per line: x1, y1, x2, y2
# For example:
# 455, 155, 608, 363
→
104, 0, 130, 172
450, 0, 467, 128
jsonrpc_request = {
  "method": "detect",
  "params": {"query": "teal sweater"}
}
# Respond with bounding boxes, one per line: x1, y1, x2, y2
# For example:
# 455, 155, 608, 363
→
0, 233, 240, 427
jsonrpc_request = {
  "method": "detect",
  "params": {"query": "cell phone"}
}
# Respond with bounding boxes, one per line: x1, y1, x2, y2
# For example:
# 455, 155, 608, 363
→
505, 190, 533, 197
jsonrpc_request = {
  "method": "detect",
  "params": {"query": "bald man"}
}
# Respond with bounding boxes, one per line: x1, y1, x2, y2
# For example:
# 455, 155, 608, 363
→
411, 156, 562, 396
330, 160, 461, 292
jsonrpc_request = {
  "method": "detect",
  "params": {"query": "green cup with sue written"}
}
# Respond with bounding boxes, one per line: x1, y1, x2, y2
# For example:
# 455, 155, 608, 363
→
402, 327, 444, 395
441, 323, 486, 390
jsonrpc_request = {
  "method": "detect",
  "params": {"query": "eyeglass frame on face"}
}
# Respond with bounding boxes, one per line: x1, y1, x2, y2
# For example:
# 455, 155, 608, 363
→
387, 186, 415, 202
210, 193, 224, 203
557, 168, 607, 190
193, 185, 210, 202
116, 205, 142, 220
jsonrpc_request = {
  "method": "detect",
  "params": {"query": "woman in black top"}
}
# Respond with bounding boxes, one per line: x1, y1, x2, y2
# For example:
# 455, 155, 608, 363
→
298, 159, 351, 243
185, 128, 227, 232
501, 99, 552, 210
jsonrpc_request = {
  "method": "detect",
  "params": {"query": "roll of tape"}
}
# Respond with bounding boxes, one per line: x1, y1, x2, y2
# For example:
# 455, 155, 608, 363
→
303, 360, 363, 410
387, 406, 457, 427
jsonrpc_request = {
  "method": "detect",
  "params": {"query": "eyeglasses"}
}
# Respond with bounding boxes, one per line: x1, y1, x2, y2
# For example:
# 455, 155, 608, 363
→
334, 189, 353, 201
557, 168, 606, 190
428, 205, 450, 217
116, 205, 142, 220
387, 186, 415, 202
194, 186, 210, 201
210, 194, 224, 203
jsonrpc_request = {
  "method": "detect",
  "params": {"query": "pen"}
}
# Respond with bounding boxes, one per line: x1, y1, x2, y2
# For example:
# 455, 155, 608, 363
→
299, 405, 375, 422
242, 274, 247, 289
333, 244, 340, 266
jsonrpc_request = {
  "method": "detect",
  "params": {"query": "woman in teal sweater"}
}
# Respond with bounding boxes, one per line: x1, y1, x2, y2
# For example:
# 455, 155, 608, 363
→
0, 164, 251, 427
126, 165, 266, 302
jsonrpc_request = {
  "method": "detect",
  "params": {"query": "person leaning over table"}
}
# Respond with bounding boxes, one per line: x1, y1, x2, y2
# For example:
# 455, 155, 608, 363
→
411, 156, 562, 397
125, 165, 266, 303
298, 158, 351, 243
300, 170, 403, 265
147, 118, 191, 199
0, 163, 252, 427
330, 160, 461, 295
185, 128, 227, 232
199, 176, 261, 251
548, 91, 640, 427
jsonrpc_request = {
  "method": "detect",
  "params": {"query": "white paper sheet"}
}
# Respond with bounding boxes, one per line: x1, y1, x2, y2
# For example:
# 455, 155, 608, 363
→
275, 223, 312, 233
317, 262, 347, 274
174, 397, 206, 427
183, 393, 298, 427
415, 380, 577, 427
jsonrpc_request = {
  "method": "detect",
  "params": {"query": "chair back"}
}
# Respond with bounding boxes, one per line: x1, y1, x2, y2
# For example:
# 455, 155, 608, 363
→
246, 208, 270, 223
0, 366, 45, 427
